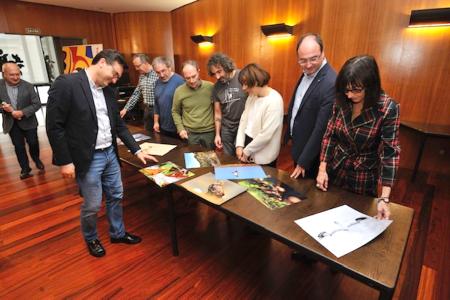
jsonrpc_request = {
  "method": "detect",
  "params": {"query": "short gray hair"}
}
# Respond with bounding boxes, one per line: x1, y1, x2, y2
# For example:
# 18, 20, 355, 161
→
152, 56, 173, 69
133, 53, 150, 63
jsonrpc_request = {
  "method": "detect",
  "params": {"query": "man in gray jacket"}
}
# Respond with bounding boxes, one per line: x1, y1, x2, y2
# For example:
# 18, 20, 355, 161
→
1, 62, 44, 179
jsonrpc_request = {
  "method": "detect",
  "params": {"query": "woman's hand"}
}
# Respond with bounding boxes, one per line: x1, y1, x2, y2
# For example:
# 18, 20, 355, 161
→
376, 201, 391, 220
316, 169, 329, 191
236, 147, 244, 160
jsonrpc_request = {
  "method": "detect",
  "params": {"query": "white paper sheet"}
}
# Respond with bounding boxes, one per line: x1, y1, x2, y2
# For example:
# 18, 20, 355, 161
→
139, 142, 177, 156
295, 205, 392, 258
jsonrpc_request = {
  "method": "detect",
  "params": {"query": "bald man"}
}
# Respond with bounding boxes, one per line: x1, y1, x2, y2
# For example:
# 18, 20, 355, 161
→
172, 60, 215, 149
285, 33, 337, 180
1, 62, 44, 179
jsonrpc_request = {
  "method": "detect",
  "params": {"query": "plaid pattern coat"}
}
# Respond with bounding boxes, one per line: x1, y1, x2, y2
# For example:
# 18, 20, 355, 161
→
124, 70, 158, 109
320, 94, 400, 196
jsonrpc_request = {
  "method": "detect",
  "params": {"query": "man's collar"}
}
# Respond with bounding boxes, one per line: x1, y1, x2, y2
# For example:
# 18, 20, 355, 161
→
85, 69, 101, 90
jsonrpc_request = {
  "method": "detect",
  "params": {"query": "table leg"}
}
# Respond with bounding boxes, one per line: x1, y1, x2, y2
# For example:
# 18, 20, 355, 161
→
167, 185, 179, 256
412, 135, 427, 182
378, 287, 394, 300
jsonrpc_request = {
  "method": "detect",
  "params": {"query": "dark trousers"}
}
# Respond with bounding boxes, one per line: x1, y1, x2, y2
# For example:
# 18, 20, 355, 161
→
143, 106, 154, 133
9, 122, 40, 172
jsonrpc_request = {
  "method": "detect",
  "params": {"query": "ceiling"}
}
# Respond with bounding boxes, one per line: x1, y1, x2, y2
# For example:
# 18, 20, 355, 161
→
20, 0, 197, 13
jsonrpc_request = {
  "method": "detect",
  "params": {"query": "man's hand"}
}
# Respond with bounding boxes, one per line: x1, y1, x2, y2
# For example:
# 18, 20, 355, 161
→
290, 164, 305, 179
136, 152, 158, 165
214, 135, 223, 149
179, 130, 188, 140
1, 102, 14, 113
119, 108, 127, 118
11, 110, 24, 120
153, 122, 160, 133
376, 201, 391, 220
60, 163, 76, 179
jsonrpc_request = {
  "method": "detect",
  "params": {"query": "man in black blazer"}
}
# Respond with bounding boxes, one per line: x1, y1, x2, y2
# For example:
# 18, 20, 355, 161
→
285, 33, 337, 179
46, 50, 157, 258
1, 62, 44, 179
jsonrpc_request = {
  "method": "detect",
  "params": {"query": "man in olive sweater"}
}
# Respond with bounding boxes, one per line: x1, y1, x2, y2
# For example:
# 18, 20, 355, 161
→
172, 60, 215, 149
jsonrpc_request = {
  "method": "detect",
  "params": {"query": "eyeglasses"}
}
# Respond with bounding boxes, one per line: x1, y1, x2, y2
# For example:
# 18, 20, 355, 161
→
345, 87, 364, 94
298, 55, 321, 66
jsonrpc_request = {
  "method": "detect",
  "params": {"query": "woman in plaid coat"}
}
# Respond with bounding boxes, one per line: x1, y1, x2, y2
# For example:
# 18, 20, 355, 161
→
316, 55, 400, 220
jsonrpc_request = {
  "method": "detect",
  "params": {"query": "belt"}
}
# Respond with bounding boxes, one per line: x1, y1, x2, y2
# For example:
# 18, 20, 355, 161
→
95, 145, 112, 152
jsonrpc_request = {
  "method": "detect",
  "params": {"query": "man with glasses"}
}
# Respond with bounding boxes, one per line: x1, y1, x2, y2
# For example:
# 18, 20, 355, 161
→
152, 56, 184, 137
285, 33, 337, 179
119, 53, 158, 133
46, 49, 157, 258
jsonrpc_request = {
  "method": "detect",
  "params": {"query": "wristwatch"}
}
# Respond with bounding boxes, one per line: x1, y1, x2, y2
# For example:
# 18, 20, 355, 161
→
376, 197, 390, 204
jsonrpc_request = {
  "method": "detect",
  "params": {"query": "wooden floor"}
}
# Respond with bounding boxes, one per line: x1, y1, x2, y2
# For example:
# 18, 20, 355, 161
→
0, 120, 448, 299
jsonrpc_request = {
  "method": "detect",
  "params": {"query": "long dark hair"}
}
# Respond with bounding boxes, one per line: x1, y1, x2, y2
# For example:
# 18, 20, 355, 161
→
335, 55, 382, 109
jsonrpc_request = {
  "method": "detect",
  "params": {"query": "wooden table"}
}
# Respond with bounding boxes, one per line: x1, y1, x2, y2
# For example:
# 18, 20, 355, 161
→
401, 120, 450, 181
119, 131, 414, 300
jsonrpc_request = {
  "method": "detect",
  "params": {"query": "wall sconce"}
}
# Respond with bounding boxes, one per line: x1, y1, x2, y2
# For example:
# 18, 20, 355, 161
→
190, 35, 213, 44
260, 23, 294, 38
409, 7, 450, 27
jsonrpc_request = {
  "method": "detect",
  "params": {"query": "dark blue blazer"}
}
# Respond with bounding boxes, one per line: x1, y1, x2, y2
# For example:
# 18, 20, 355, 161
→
285, 63, 337, 171
46, 70, 140, 175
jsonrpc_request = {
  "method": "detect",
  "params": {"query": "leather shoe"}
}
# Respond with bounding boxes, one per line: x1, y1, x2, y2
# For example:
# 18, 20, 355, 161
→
35, 160, 45, 171
20, 169, 33, 180
86, 239, 106, 257
110, 232, 142, 244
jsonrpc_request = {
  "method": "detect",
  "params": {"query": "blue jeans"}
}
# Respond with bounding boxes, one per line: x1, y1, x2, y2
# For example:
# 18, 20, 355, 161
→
76, 146, 125, 242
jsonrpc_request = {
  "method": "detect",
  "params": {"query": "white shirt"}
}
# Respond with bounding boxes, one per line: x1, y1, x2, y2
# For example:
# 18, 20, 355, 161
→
236, 88, 284, 165
290, 58, 327, 135
85, 71, 112, 149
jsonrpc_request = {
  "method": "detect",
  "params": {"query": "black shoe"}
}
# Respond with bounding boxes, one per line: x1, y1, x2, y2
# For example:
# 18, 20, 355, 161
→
20, 169, 33, 180
110, 232, 142, 244
86, 239, 106, 257
35, 160, 45, 172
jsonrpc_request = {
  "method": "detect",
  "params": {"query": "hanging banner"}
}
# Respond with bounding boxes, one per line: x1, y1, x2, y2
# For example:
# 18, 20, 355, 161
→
62, 44, 103, 74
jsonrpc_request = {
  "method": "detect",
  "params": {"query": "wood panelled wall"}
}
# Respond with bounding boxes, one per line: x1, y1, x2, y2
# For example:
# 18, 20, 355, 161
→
171, 0, 450, 173
0, 0, 115, 48
113, 12, 174, 84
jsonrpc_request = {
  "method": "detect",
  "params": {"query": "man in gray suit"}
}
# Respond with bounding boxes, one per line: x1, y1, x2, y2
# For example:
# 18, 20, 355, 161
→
1, 62, 44, 179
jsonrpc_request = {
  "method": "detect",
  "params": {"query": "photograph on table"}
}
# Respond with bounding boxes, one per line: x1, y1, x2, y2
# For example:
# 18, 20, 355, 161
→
140, 161, 194, 187
184, 151, 221, 168
238, 178, 305, 210
117, 133, 151, 145
181, 172, 247, 205
214, 165, 267, 180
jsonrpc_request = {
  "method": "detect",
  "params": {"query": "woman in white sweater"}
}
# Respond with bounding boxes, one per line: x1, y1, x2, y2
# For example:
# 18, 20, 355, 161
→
235, 63, 284, 167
